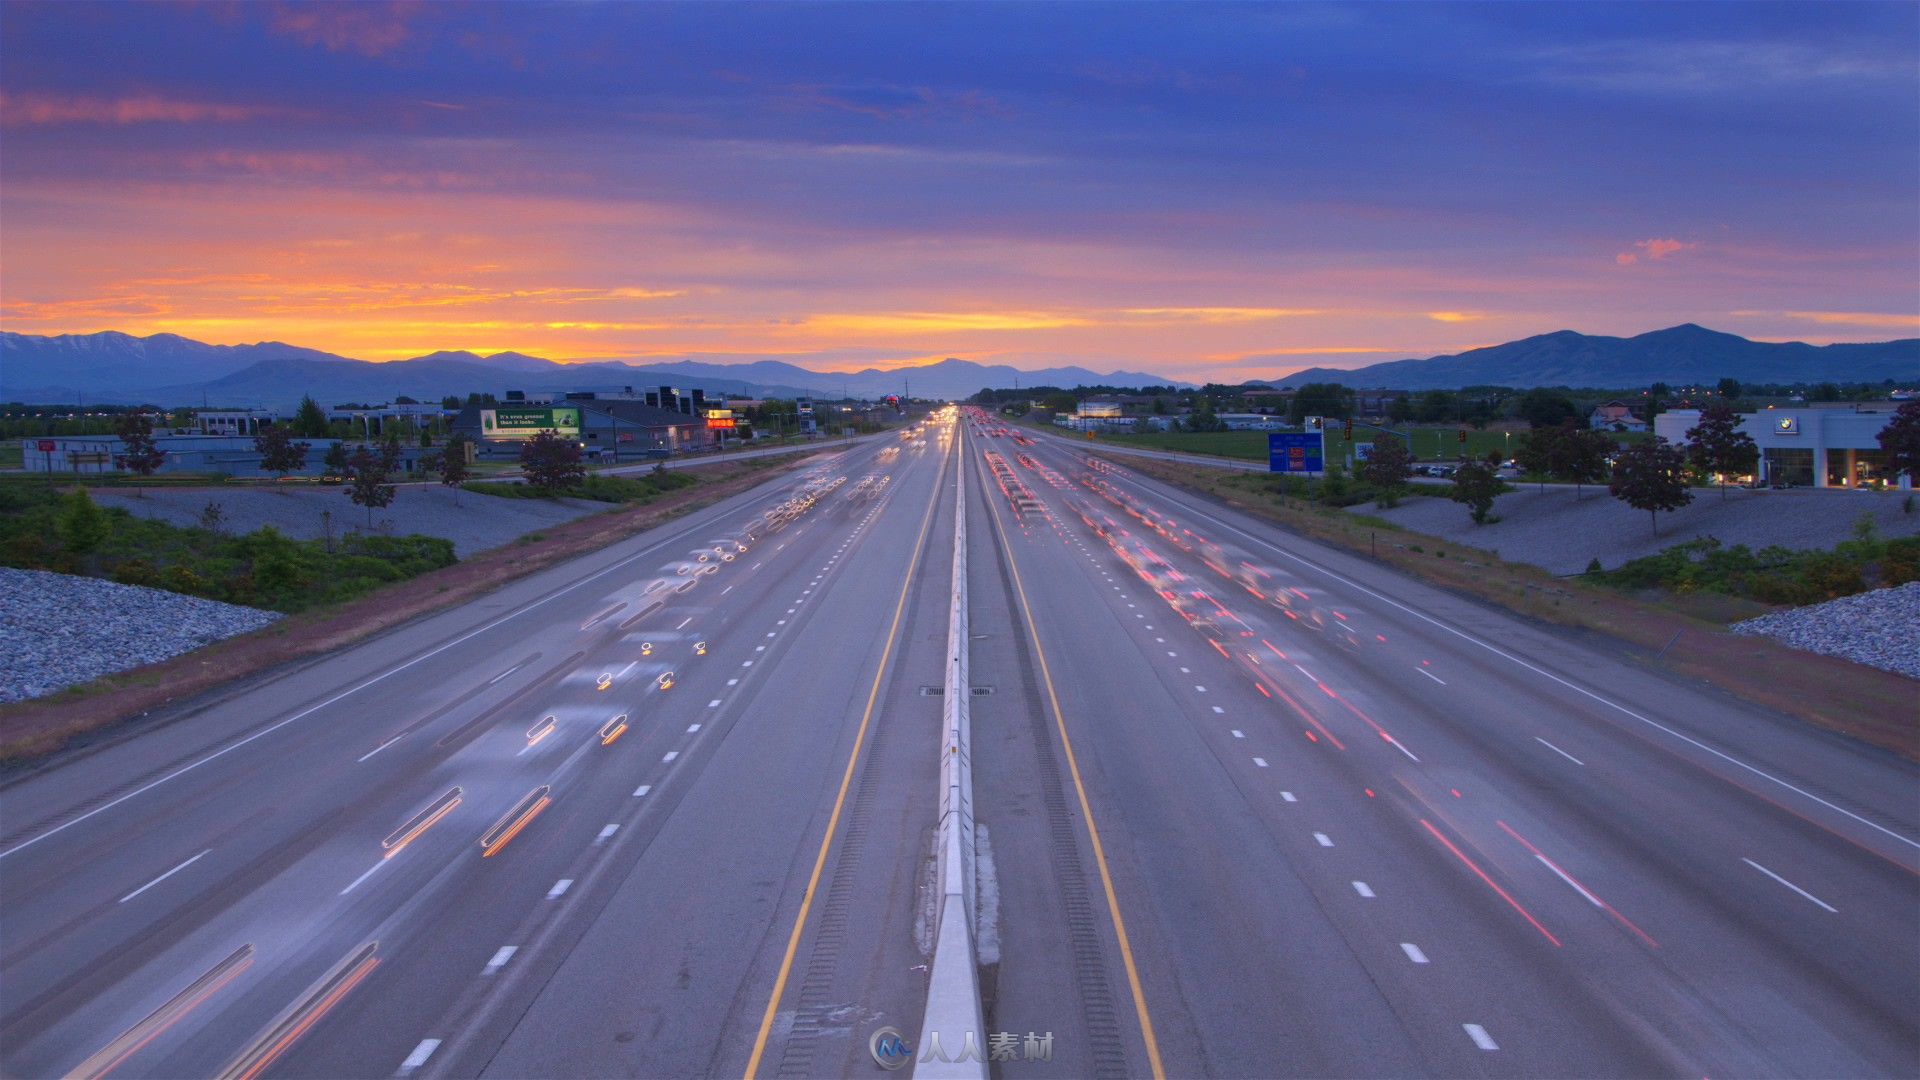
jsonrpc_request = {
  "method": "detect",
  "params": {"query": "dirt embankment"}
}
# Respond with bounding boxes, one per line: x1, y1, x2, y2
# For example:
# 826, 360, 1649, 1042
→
0, 454, 815, 763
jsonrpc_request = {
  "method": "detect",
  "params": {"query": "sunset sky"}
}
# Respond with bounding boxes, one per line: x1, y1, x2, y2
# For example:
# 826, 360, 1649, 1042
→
2, 2, 1916, 382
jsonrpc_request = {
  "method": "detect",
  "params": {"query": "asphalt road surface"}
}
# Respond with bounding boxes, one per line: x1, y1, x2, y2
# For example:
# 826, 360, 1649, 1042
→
2, 412, 1915, 1079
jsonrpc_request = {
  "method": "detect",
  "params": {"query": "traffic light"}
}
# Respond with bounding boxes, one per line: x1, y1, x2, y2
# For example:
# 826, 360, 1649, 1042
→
1458, 429, 1468, 443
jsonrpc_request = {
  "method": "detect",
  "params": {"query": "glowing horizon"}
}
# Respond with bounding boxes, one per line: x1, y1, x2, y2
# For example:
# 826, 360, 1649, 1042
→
2, 4, 1915, 383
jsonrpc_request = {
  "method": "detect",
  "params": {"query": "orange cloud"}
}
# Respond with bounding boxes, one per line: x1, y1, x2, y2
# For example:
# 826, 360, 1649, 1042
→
1732, 309, 1920, 330
1615, 237, 1696, 265
1425, 310, 1486, 323
0, 92, 277, 126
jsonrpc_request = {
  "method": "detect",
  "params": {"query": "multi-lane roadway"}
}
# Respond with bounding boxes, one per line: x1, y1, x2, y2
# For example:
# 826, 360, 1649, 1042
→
1, 409, 1914, 1078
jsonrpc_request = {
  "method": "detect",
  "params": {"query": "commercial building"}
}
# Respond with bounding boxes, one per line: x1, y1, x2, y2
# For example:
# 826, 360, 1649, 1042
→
1654, 404, 1910, 490
452, 390, 726, 462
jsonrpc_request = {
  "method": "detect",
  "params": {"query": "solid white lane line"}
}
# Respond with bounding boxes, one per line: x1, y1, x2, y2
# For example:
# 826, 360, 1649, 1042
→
357, 734, 405, 763
676, 617, 692, 630
1314, 832, 1333, 847
1401, 943, 1429, 964
547, 879, 572, 898
1743, 858, 1838, 912
1165, 495, 1920, 855
339, 860, 385, 896
663, 751, 679, 762
597, 824, 619, 843
1417, 668, 1447, 685
1281, 792, 1297, 802
633, 784, 651, 797
1231, 730, 1245, 738
400, 1039, 441, 1074
1464, 1024, 1498, 1051
1535, 737, 1585, 765
1536, 855, 1602, 907
485, 946, 517, 971
1352, 881, 1375, 898
119, 849, 210, 903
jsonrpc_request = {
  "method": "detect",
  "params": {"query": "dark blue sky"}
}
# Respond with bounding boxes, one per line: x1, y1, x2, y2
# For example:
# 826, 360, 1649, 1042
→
2, 1, 1914, 376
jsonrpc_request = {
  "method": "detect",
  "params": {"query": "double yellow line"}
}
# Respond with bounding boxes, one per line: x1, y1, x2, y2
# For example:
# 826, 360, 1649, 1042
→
743, 433, 953, 1078
971, 446, 1166, 1080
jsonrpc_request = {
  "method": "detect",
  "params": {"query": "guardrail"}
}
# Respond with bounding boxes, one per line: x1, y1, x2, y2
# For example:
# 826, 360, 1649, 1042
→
915, 425, 987, 1078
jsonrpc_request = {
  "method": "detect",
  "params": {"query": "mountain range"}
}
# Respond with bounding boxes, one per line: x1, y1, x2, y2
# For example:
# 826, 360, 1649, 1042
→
1270, 324, 1916, 390
2, 324, 1913, 407
0, 332, 1185, 406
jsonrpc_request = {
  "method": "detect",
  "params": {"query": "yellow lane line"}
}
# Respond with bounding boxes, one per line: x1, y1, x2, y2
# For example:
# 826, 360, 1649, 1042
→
971, 445, 1167, 1080
743, 431, 954, 1079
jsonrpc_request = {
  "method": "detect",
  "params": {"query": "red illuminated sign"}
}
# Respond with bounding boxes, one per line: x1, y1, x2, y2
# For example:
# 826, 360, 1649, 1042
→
706, 417, 737, 430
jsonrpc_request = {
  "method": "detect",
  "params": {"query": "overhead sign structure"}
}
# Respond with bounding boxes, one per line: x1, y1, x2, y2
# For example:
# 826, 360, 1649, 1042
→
1268, 431, 1325, 474
480, 407, 580, 440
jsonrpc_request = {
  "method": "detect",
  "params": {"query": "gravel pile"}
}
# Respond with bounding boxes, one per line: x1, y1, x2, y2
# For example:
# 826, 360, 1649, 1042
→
0, 567, 282, 704
1732, 582, 1920, 680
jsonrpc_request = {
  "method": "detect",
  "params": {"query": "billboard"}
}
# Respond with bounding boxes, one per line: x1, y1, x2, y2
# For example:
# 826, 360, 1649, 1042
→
480, 407, 580, 440
1268, 431, 1325, 474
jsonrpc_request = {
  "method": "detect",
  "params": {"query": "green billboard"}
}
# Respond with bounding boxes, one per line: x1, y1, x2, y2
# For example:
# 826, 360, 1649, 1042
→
480, 406, 580, 439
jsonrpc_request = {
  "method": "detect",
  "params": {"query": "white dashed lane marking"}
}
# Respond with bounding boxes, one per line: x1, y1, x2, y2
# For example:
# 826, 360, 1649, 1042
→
547, 879, 572, 899
1464, 1024, 1499, 1051
1401, 943, 1429, 964
1314, 832, 1333, 847
485, 946, 517, 972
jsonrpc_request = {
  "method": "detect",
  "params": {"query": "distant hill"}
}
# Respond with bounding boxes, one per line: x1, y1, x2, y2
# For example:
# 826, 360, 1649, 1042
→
1271, 324, 1918, 390
1, 331, 351, 400
0, 331, 1189, 406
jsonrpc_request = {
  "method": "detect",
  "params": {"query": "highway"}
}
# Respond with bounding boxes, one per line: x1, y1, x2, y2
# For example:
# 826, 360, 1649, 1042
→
1, 409, 1915, 1079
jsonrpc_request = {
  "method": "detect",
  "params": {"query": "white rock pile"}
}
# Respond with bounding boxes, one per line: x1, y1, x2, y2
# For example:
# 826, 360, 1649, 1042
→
0, 567, 282, 704
1732, 581, 1920, 681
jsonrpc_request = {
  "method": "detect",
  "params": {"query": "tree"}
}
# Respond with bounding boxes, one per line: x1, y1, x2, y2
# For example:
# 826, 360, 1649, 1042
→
435, 433, 473, 504
345, 445, 395, 528
1684, 404, 1759, 498
112, 411, 166, 480
1040, 391, 1078, 415
1182, 399, 1227, 432
1359, 436, 1414, 506
1716, 377, 1742, 400
1386, 395, 1415, 424
1288, 383, 1353, 425
1876, 401, 1920, 486
1552, 423, 1614, 499
520, 429, 585, 493
1809, 382, 1841, 402
58, 488, 109, 554
1610, 437, 1693, 535
1413, 389, 1459, 424
1513, 426, 1559, 490
292, 394, 332, 437
322, 441, 352, 480
1516, 388, 1578, 429
1447, 452, 1506, 524
254, 423, 310, 478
